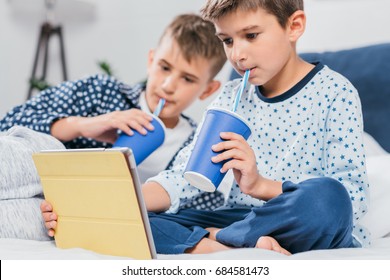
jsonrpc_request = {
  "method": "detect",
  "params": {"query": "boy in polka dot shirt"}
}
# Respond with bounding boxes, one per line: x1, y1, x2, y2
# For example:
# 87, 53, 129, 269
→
0, 14, 226, 187
43, 0, 370, 256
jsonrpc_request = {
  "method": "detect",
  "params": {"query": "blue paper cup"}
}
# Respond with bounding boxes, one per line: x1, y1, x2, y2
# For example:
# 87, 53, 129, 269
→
113, 114, 166, 165
184, 108, 251, 192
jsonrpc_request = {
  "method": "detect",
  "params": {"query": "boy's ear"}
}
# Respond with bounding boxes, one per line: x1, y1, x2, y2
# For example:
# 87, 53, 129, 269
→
147, 49, 155, 70
199, 80, 221, 100
288, 10, 306, 42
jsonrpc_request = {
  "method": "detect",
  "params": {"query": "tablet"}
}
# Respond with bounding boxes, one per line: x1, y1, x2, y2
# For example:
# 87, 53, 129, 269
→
32, 148, 156, 259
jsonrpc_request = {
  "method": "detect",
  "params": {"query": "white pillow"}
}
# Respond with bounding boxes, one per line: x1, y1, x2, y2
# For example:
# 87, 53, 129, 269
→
360, 154, 390, 239
363, 131, 387, 157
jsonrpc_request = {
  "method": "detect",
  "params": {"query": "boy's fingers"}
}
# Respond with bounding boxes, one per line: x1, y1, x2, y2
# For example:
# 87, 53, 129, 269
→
220, 159, 246, 173
116, 123, 134, 136
126, 120, 150, 135
40, 200, 52, 212
219, 131, 245, 140
45, 221, 57, 231
45, 220, 57, 231
212, 141, 237, 152
48, 229, 55, 237
42, 212, 57, 223
133, 114, 155, 131
211, 148, 245, 163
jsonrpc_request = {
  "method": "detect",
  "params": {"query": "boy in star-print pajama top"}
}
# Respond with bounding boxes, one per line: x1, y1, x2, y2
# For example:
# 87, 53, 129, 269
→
147, 63, 370, 254
140, 0, 370, 255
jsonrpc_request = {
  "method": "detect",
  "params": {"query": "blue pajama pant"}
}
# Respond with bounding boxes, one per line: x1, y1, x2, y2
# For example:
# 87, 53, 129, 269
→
148, 177, 355, 254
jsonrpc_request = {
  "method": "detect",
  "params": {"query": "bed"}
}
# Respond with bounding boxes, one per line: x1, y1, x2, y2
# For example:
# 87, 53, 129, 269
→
1, 44, 390, 261
0, 152, 390, 261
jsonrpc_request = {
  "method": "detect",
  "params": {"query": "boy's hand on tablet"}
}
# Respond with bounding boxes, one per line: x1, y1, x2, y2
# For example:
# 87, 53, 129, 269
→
40, 200, 57, 237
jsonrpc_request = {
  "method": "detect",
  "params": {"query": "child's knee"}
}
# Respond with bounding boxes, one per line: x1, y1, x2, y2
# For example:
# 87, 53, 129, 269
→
285, 177, 353, 229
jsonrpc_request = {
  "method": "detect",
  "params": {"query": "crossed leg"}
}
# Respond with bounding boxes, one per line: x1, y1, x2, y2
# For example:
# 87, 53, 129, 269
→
187, 227, 291, 256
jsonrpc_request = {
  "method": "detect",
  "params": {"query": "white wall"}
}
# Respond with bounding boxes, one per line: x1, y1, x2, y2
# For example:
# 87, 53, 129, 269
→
301, 0, 390, 52
1, 0, 390, 122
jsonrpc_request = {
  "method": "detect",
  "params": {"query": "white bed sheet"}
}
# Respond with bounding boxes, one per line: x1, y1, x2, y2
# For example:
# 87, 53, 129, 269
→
0, 236, 389, 260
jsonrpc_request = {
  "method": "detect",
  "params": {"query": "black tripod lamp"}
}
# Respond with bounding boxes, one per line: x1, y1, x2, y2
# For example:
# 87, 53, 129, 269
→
27, 0, 68, 100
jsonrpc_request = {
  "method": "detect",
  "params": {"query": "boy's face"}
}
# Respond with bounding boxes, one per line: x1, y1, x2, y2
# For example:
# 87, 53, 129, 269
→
214, 8, 300, 91
145, 36, 219, 124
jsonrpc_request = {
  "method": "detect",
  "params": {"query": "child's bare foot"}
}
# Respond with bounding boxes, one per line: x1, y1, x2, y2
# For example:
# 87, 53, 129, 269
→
185, 229, 231, 254
256, 236, 291, 256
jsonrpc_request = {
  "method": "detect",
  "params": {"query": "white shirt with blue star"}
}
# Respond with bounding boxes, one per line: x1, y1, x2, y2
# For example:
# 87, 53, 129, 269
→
147, 63, 370, 247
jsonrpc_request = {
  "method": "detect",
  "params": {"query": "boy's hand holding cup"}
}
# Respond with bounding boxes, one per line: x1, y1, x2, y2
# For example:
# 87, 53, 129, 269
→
184, 107, 251, 192
184, 70, 251, 192
113, 99, 166, 165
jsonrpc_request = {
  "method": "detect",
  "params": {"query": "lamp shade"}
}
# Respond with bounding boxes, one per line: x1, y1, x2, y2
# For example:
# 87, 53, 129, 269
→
8, 0, 96, 24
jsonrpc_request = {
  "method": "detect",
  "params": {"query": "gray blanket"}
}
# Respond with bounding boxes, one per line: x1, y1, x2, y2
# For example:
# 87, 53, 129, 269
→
0, 126, 65, 240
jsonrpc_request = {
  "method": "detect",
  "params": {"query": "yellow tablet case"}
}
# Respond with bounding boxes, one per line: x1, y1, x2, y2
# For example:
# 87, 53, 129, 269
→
32, 149, 156, 259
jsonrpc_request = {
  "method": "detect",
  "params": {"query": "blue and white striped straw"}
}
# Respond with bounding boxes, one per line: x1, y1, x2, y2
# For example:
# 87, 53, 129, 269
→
232, 69, 250, 112
153, 98, 166, 116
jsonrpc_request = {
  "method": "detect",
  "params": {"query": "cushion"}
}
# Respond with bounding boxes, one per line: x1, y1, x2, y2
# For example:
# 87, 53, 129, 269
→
363, 132, 387, 157
230, 43, 390, 152
0, 126, 65, 240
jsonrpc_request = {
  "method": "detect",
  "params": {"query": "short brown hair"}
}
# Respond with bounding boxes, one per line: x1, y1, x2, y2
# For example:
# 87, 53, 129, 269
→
158, 14, 226, 79
201, 0, 304, 28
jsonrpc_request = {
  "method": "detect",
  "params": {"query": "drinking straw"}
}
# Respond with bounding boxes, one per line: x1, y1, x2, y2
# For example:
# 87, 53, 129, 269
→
153, 98, 166, 116
232, 69, 250, 112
